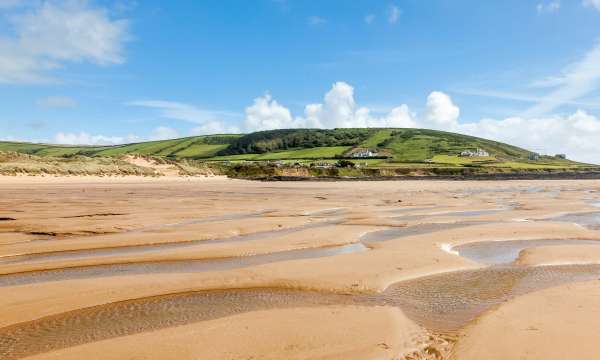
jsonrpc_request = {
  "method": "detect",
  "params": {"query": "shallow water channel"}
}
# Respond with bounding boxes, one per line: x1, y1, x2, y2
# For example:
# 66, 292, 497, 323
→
2, 263, 600, 360
3, 210, 600, 359
0, 243, 368, 287
0, 219, 340, 266
453, 239, 600, 265
361, 222, 486, 242
548, 211, 600, 229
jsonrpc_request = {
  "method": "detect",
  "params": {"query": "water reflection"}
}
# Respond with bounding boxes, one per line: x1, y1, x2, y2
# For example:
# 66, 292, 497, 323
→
453, 239, 600, 265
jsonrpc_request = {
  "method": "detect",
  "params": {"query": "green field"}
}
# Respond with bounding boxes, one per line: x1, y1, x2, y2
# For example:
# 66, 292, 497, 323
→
0, 128, 594, 170
0, 135, 241, 159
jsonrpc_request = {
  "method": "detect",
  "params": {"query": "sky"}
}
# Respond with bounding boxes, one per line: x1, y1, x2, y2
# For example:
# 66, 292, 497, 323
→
2, 0, 600, 163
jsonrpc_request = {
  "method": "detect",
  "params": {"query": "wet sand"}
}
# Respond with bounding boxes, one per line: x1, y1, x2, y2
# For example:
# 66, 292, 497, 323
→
2, 176, 600, 359
454, 280, 600, 360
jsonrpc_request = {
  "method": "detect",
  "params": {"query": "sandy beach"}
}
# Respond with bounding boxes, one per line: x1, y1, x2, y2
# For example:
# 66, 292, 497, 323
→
1, 176, 600, 359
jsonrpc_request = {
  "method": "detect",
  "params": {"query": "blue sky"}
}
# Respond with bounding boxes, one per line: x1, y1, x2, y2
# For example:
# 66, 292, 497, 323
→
2, 0, 600, 162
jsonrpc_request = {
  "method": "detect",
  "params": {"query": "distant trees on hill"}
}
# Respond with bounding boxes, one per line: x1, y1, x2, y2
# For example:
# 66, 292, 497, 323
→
218, 129, 376, 155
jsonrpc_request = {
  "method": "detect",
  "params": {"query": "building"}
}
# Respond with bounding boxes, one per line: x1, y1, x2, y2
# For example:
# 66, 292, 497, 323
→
459, 148, 489, 157
528, 152, 540, 161
351, 149, 379, 158
555, 154, 567, 160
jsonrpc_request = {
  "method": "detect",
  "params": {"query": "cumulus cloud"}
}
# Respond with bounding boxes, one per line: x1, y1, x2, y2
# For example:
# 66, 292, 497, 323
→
457, 110, 600, 164
245, 94, 295, 131
424, 91, 460, 128
36, 95, 77, 108
536, 1, 560, 13
243, 82, 600, 163
0, 0, 130, 84
244, 82, 417, 131
54, 132, 139, 145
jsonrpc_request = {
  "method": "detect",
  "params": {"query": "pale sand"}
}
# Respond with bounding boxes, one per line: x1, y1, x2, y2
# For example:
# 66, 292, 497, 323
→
5, 220, 596, 328
0, 224, 379, 274
24, 306, 428, 360
2, 177, 600, 358
455, 280, 600, 360
0, 216, 320, 258
516, 244, 600, 265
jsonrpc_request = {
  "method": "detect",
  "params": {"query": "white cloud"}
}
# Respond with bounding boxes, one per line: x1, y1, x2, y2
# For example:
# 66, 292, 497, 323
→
387, 5, 401, 24
149, 126, 178, 141
424, 91, 460, 128
457, 110, 600, 164
569, 109, 600, 132
369, 105, 417, 128
245, 94, 295, 131
364, 14, 375, 24
0, 0, 130, 84
244, 82, 417, 131
310, 82, 359, 128
536, 1, 561, 13
243, 82, 600, 163
525, 41, 600, 116
307, 16, 327, 25
36, 95, 77, 108
583, 0, 600, 11
54, 132, 139, 145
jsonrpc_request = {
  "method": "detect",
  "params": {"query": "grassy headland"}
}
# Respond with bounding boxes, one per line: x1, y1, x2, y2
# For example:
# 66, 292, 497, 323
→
1, 128, 597, 179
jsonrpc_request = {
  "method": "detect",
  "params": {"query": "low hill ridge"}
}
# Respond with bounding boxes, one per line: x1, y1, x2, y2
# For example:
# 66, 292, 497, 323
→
0, 128, 592, 170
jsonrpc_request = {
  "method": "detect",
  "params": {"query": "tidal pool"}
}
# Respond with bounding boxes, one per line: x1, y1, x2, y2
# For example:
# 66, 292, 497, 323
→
452, 239, 600, 265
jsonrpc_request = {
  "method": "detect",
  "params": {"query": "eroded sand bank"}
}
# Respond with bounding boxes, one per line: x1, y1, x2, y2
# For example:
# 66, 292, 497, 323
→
1, 177, 600, 359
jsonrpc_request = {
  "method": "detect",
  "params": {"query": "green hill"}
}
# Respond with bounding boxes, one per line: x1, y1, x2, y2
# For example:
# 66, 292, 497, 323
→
0, 128, 593, 170
0, 134, 240, 159
216, 128, 530, 161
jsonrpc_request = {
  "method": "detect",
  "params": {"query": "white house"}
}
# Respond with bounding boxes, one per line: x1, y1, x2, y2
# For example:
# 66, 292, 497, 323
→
460, 148, 489, 157
352, 149, 378, 158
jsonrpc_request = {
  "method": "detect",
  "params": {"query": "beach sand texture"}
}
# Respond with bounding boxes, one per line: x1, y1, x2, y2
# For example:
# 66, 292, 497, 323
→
1, 176, 600, 359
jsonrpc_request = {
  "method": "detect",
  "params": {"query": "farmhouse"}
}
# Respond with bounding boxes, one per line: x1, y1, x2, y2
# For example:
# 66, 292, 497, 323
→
459, 148, 489, 157
346, 148, 379, 158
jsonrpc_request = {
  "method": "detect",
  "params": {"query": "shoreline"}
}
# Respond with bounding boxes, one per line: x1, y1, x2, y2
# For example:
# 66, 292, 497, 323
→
0, 174, 231, 184
3, 170, 600, 184
245, 171, 600, 181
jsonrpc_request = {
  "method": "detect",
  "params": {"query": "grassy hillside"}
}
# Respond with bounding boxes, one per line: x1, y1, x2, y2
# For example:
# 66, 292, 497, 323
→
0, 135, 240, 159
212, 128, 582, 168
0, 128, 593, 170
216, 128, 531, 160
